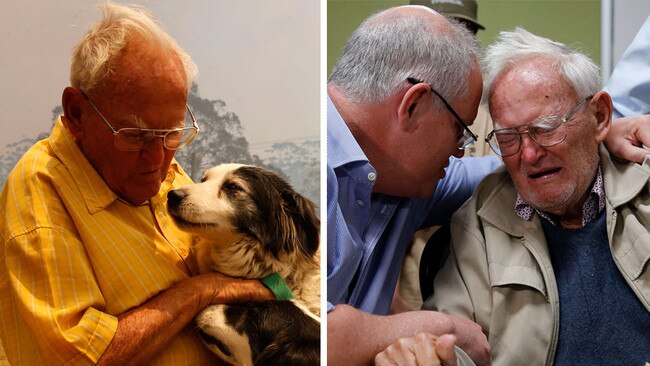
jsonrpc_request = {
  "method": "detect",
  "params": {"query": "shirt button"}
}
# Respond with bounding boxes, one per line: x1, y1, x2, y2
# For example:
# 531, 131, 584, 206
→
356, 199, 365, 206
367, 172, 377, 181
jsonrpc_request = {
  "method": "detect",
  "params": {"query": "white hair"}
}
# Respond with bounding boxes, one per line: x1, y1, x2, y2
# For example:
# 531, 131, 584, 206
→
328, 8, 481, 107
70, 2, 197, 93
483, 27, 599, 102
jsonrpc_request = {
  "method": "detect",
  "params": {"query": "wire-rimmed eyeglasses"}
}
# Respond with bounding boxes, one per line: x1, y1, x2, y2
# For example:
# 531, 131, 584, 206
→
82, 93, 199, 151
485, 96, 592, 157
407, 77, 478, 150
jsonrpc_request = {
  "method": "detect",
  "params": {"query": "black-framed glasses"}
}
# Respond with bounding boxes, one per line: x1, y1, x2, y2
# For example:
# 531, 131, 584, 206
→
407, 77, 478, 150
82, 93, 199, 151
485, 96, 593, 157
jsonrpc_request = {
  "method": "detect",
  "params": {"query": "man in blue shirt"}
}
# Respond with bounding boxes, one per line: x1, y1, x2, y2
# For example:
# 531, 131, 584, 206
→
327, 5, 650, 366
606, 16, 650, 119
327, 6, 496, 365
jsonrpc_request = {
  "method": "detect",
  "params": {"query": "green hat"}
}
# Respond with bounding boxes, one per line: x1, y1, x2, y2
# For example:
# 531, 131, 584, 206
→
410, 0, 485, 30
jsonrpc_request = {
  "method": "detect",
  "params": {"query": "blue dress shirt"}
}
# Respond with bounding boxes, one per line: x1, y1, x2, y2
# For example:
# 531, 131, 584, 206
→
605, 16, 650, 118
327, 96, 502, 315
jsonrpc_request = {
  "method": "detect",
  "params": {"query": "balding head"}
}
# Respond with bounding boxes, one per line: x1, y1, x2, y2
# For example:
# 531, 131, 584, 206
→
380, 5, 450, 28
328, 5, 481, 106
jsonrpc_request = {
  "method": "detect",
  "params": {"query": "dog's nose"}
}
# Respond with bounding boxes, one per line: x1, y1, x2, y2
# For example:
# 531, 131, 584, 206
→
167, 189, 186, 207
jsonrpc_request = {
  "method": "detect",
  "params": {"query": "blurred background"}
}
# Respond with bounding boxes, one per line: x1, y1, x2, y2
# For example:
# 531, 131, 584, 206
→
328, 0, 650, 85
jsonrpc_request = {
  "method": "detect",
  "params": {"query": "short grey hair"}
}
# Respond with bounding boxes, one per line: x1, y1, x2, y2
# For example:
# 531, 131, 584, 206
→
483, 27, 599, 102
70, 2, 197, 93
328, 8, 481, 106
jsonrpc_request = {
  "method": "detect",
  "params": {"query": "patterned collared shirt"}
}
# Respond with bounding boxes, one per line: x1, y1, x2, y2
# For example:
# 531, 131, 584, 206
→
515, 164, 606, 227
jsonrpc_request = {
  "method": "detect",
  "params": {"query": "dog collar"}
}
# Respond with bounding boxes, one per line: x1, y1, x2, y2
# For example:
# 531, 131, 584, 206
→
261, 273, 294, 300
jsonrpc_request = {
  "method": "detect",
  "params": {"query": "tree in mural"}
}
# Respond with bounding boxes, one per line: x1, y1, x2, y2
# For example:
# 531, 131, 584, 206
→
0, 107, 59, 185
174, 84, 270, 181
0, 135, 46, 185
263, 140, 320, 207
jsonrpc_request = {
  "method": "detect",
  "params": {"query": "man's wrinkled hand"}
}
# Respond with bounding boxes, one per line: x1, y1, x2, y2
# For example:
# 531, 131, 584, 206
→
192, 272, 274, 311
448, 314, 490, 366
606, 114, 650, 163
375, 332, 458, 366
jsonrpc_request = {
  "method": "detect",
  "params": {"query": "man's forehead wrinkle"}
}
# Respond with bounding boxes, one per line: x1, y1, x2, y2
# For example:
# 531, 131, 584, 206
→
493, 61, 574, 111
96, 36, 186, 102
112, 110, 186, 130
124, 115, 148, 129
508, 58, 567, 92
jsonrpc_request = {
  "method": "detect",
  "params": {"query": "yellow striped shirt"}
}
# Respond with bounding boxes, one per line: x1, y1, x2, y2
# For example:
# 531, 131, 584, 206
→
0, 118, 219, 365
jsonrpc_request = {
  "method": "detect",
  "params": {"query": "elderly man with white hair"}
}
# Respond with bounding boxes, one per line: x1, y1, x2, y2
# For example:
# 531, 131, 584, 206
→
416, 28, 650, 365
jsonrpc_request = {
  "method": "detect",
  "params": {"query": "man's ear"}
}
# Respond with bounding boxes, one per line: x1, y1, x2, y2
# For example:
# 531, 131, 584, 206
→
397, 82, 429, 133
591, 91, 613, 143
61, 87, 86, 139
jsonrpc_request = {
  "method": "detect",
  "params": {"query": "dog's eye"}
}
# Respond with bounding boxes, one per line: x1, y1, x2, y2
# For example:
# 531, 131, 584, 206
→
222, 182, 242, 193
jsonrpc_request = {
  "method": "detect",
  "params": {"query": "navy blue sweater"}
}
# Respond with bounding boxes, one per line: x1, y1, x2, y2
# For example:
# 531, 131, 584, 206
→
542, 211, 650, 365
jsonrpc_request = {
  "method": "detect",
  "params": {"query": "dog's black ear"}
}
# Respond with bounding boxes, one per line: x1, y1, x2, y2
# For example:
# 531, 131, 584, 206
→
281, 191, 320, 258
252, 302, 320, 366
237, 165, 319, 258
255, 339, 320, 366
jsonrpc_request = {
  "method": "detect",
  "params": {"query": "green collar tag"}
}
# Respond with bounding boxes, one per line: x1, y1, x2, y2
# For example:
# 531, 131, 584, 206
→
261, 272, 294, 300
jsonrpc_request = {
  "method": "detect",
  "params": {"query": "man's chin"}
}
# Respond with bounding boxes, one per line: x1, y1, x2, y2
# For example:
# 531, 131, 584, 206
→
119, 184, 163, 205
416, 180, 439, 199
522, 190, 575, 215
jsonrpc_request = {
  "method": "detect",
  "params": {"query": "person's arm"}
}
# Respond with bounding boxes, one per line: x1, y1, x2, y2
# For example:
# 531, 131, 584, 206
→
97, 272, 272, 365
3, 226, 272, 365
327, 304, 490, 366
421, 155, 501, 227
602, 17, 650, 163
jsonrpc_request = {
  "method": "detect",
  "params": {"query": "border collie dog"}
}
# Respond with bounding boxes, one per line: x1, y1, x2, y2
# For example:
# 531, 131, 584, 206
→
167, 164, 320, 366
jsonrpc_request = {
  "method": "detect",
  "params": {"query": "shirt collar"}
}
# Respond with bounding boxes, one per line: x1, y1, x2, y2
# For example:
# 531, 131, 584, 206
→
515, 164, 605, 227
327, 95, 369, 169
